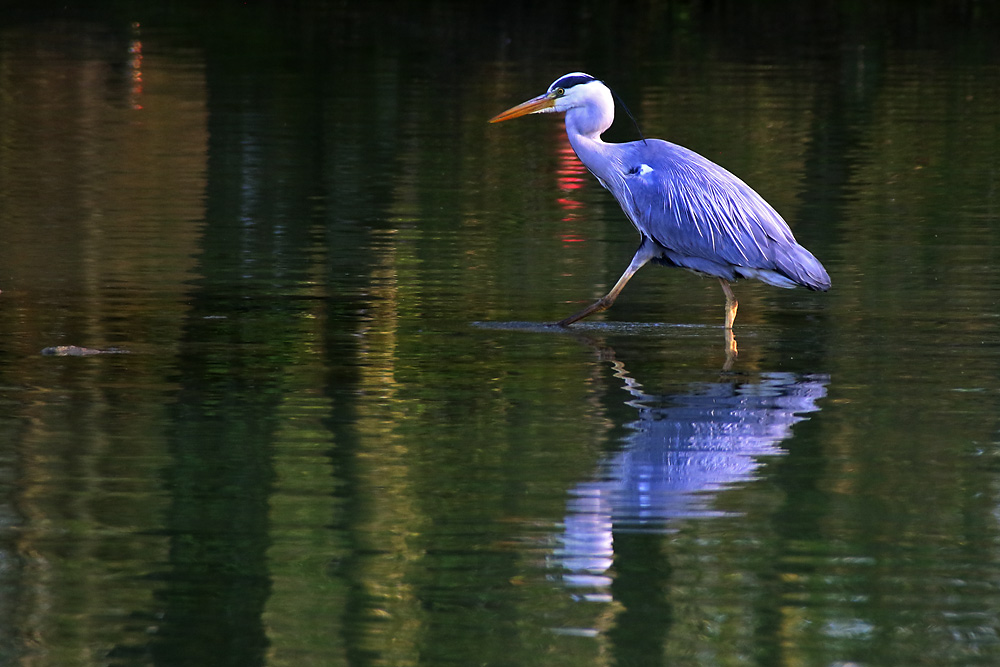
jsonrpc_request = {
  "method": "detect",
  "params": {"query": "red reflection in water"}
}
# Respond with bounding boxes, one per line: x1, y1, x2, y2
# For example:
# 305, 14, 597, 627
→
554, 128, 588, 246
129, 22, 143, 110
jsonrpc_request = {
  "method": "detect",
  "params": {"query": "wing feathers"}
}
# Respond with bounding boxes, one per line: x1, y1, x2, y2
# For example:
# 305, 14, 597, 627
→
615, 140, 830, 291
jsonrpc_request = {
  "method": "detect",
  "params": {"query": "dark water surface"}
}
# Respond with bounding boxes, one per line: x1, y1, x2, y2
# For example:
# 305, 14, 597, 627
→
1, 2, 999, 665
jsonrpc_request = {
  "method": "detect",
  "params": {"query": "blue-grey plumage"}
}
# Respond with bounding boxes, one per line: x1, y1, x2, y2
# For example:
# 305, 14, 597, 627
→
489, 72, 830, 332
611, 139, 830, 290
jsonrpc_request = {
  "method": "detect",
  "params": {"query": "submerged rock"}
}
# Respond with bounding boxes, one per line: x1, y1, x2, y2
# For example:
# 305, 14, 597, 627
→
41, 345, 129, 356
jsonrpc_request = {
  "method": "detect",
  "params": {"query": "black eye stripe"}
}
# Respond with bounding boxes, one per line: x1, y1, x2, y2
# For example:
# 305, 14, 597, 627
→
549, 74, 596, 92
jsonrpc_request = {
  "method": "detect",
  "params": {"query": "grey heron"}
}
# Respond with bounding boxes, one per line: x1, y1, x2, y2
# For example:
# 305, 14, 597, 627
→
489, 72, 830, 336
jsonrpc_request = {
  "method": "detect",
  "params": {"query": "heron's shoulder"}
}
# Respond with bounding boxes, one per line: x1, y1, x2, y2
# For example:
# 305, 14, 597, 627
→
618, 139, 716, 172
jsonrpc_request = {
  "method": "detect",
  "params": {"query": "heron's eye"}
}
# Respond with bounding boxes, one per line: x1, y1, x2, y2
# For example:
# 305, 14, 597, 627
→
555, 87, 565, 97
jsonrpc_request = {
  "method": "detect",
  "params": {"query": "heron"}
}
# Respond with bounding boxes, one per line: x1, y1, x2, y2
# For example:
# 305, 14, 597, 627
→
489, 72, 830, 335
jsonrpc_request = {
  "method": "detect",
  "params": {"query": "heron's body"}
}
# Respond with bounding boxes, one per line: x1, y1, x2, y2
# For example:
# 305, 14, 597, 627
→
489, 72, 830, 333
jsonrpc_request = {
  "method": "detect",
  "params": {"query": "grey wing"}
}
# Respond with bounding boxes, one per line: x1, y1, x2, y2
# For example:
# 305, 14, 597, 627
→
616, 143, 831, 291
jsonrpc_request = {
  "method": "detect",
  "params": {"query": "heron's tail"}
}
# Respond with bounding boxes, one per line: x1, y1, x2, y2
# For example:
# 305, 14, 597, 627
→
773, 243, 831, 292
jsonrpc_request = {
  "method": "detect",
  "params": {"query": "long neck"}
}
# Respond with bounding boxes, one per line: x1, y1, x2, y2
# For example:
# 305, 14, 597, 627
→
565, 116, 622, 186
562, 90, 618, 181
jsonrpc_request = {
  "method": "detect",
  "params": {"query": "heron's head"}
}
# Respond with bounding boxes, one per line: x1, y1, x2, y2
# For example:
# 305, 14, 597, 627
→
489, 72, 612, 123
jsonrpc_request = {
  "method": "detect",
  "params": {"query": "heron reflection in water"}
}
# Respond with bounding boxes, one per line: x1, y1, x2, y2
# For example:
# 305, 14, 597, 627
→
491, 73, 830, 356
551, 351, 828, 592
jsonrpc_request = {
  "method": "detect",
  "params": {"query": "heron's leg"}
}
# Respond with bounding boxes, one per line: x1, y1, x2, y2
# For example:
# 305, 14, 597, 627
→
557, 239, 659, 327
723, 328, 738, 367
719, 278, 738, 330
719, 278, 739, 365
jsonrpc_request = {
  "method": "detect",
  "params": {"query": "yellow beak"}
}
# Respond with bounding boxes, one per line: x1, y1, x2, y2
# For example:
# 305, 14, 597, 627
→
488, 92, 557, 123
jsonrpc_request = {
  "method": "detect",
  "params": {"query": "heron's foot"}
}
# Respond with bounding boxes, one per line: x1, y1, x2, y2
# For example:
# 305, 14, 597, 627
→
556, 296, 613, 327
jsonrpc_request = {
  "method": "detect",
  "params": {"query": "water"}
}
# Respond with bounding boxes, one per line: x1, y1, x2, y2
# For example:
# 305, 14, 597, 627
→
1, 3, 999, 665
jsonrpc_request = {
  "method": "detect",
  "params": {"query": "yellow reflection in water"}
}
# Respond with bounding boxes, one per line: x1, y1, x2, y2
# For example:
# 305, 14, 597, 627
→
0, 22, 207, 660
